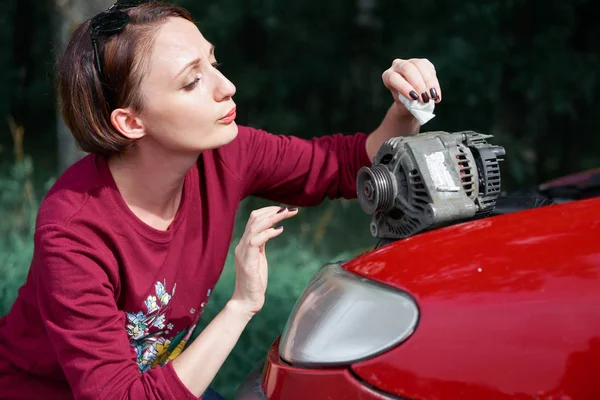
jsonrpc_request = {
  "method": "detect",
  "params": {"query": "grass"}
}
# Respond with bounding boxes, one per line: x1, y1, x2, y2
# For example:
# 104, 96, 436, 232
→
0, 141, 377, 398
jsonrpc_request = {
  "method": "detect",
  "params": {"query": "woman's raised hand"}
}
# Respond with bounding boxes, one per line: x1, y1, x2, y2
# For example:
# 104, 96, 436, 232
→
381, 58, 442, 106
230, 206, 299, 316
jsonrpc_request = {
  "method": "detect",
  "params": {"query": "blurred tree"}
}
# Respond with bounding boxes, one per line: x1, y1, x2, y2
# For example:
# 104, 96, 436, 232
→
52, 0, 112, 172
0, 0, 598, 186
3, 0, 55, 171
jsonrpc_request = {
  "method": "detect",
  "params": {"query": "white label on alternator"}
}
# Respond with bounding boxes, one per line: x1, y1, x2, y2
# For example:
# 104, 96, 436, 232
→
425, 152, 460, 192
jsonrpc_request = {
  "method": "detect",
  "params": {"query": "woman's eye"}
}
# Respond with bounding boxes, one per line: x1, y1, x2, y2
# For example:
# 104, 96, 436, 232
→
183, 77, 200, 91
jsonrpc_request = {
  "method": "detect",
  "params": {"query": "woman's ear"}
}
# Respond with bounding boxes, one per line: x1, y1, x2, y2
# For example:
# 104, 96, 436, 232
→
110, 108, 146, 140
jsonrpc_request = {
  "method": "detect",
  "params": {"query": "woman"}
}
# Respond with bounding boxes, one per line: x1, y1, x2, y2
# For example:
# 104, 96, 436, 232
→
0, 1, 441, 399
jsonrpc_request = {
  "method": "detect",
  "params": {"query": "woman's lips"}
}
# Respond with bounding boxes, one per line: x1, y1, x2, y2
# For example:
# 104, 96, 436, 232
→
218, 107, 236, 124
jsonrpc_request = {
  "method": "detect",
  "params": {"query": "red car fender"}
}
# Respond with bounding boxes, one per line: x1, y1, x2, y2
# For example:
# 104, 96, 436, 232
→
344, 197, 600, 400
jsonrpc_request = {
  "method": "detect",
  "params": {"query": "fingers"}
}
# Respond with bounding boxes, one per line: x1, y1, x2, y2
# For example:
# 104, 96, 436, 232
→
391, 59, 428, 101
243, 206, 299, 244
383, 58, 442, 103
246, 206, 284, 226
411, 58, 441, 103
247, 207, 298, 235
383, 68, 419, 102
249, 227, 285, 248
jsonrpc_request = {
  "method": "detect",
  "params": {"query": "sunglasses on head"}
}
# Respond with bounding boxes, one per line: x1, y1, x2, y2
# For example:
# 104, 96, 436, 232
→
89, 0, 153, 82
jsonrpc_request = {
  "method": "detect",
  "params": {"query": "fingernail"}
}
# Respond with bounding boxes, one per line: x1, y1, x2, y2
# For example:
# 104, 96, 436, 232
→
277, 207, 287, 214
274, 225, 284, 230
288, 207, 298, 212
430, 88, 438, 100
421, 92, 430, 103
409, 91, 419, 101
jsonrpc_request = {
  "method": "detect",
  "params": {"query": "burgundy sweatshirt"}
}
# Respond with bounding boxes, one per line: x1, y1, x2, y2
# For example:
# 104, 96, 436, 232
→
0, 125, 371, 400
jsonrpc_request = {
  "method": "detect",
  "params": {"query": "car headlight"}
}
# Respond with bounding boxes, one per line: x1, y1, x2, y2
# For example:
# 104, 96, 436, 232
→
279, 262, 419, 367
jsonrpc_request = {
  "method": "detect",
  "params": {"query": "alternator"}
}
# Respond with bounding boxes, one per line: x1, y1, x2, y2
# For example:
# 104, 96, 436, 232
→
357, 131, 505, 239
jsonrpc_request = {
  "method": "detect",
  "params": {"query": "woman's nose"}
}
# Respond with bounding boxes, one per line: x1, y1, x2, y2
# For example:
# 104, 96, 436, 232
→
213, 71, 236, 101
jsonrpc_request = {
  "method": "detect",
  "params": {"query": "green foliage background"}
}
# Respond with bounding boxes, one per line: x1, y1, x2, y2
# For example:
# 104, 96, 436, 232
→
1, 0, 599, 398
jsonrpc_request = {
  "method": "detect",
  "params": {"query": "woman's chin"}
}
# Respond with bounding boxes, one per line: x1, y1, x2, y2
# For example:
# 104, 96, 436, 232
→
199, 123, 239, 151
217, 122, 239, 145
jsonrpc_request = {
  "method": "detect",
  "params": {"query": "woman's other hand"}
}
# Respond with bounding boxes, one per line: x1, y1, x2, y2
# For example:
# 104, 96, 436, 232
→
381, 58, 442, 111
174, 205, 298, 396
230, 206, 299, 316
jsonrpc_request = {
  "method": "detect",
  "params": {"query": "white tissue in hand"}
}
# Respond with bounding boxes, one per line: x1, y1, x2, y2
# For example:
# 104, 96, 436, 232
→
398, 93, 435, 125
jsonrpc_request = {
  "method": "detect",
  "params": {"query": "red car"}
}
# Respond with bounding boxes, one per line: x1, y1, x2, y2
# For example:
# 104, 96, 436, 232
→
235, 132, 600, 400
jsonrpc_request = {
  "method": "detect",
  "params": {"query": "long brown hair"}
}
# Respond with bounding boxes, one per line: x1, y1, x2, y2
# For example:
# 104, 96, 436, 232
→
57, 3, 193, 155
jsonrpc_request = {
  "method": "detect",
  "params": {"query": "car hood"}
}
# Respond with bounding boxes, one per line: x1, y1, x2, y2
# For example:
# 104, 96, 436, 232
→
344, 197, 600, 400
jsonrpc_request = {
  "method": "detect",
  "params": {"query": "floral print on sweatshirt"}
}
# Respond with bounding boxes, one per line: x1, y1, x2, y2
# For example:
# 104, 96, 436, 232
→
125, 280, 210, 372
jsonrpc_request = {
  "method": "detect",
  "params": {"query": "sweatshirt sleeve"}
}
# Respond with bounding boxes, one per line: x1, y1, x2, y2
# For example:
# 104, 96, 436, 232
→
218, 126, 372, 205
33, 224, 199, 400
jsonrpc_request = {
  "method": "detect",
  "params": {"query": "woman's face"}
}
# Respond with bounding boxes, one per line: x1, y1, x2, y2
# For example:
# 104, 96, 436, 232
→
137, 17, 237, 153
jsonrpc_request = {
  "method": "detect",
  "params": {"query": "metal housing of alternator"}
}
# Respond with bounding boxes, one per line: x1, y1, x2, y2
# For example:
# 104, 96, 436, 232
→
357, 131, 505, 239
